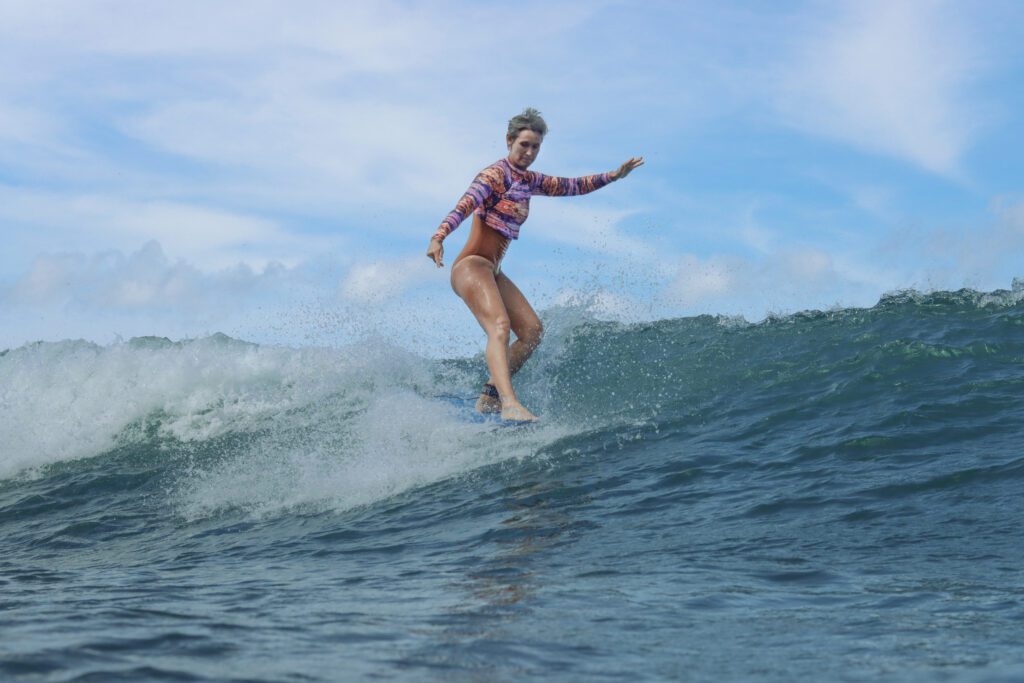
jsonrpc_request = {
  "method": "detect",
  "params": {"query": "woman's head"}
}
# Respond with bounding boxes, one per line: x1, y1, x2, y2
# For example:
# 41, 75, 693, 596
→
507, 107, 548, 144
506, 108, 547, 170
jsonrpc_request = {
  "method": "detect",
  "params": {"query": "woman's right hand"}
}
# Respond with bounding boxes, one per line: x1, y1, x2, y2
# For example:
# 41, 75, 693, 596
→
427, 238, 444, 268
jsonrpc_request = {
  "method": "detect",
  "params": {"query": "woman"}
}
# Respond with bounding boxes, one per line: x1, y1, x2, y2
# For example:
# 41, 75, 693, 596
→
426, 108, 643, 422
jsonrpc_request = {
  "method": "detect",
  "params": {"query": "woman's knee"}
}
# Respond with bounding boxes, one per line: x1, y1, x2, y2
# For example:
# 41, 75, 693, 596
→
519, 319, 544, 349
489, 315, 512, 342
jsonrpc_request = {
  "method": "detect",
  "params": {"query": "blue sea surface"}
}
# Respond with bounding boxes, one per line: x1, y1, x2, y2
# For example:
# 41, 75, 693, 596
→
2, 286, 1024, 682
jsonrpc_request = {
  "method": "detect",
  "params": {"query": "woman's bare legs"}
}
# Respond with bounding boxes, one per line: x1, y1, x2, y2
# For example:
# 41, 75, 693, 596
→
472, 272, 543, 414
486, 269, 543, 376
451, 256, 538, 421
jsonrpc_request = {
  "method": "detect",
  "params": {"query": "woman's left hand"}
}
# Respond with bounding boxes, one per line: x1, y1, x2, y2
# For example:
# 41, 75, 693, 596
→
611, 156, 645, 181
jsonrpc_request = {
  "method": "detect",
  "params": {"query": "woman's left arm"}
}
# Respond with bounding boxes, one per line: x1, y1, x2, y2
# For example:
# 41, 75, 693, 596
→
533, 156, 645, 196
609, 156, 645, 181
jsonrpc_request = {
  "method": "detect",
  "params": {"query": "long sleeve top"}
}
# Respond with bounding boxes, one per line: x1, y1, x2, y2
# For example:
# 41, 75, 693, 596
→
433, 158, 613, 242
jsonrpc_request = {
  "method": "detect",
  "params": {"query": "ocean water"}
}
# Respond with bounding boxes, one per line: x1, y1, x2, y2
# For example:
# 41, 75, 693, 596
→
2, 285, 1024, 682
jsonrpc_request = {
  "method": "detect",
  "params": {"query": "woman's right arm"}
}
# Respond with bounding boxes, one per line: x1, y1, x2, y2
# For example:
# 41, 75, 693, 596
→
427, 166, 502, 268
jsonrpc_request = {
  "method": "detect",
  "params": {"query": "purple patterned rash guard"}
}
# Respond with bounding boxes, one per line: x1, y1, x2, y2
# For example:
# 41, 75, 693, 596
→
433, 158, 613, 243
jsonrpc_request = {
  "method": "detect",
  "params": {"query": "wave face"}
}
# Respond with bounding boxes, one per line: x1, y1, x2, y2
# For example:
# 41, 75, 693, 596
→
2, 286, 1024, 682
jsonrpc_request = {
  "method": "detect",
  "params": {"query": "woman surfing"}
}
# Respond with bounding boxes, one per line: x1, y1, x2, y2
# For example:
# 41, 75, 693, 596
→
426, 108, 643, 422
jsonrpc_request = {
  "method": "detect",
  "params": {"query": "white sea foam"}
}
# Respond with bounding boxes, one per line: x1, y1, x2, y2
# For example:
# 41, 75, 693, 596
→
165, 314, 583, 518
175, 388, 566, 520
0, 334, 428, 479
0, 332, 573, 517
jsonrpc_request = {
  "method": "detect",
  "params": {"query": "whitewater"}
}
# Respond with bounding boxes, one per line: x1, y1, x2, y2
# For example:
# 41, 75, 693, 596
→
2, 285, 1024, 682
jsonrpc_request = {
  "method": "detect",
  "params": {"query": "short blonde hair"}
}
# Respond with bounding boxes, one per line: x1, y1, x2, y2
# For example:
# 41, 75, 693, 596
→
507, 107, 548, 142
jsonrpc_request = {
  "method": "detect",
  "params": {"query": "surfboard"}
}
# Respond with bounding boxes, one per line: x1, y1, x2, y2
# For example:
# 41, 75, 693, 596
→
435, 394, 537, 428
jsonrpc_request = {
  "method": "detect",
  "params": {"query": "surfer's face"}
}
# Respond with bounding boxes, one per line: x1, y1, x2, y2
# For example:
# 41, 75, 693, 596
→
507, 130, 542, 170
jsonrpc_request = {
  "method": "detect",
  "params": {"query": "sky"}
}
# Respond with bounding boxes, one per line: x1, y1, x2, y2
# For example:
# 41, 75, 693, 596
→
1, 0, 1023, 353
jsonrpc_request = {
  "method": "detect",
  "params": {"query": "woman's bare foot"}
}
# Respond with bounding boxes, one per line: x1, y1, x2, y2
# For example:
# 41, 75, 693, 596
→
501, 402, 538, 422
476, 392, 501, 414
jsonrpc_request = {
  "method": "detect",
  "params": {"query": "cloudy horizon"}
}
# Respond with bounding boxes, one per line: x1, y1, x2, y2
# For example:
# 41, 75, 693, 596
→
2, 0, 1023, 352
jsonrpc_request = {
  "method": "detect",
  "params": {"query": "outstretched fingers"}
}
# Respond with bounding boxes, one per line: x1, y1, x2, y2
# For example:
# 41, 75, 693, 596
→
614, 156, 645, 180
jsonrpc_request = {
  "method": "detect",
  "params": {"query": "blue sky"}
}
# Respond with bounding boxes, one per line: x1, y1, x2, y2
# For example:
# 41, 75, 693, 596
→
1, 0, 1023, 352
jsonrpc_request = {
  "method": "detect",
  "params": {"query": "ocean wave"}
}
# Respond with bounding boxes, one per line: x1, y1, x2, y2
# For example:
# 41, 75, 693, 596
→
2, 285, 1022, 521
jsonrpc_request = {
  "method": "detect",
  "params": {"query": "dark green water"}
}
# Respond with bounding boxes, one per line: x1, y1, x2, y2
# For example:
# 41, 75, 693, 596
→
2, 286, 1024, 681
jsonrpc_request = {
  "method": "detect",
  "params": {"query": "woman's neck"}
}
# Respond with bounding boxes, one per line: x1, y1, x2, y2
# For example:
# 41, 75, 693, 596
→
505, 156, 529, 173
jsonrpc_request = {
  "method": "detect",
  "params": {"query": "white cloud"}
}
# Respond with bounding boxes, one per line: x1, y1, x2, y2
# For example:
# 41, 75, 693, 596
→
663, 246, 886, 318
862, 194, 1024, 292
4, 241, 284, 310
550, 287, 655, 324
994, 197, 1024, 233
527, 200, 653, 259
783, 248, 833, 281
0, 102, 59, 147
0, 0, 1018, 343
0, 0, 608, 213
0, 1, 439, 64
123, 96, 481, 209
71, 197, 284, 258
339, 256, 434, 304
667, 253, 736, 308
0, 184, 313, 269
774, 0, 979, 175
954, 196, 1024, 279
0, 240, 479, 352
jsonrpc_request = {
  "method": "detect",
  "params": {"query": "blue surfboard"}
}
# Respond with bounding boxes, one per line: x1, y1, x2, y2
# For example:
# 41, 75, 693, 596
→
434, 394, 537, 428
